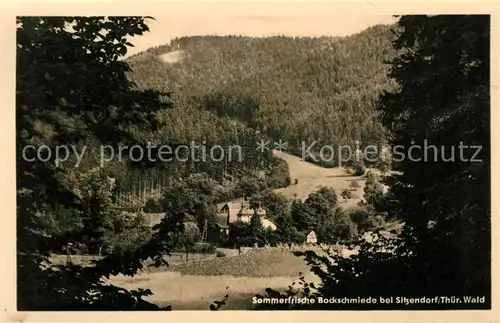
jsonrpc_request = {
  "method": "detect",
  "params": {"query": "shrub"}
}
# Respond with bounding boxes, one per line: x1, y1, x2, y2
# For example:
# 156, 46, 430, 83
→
265, 158, 291, 189
341, 189, 354, 200
349, 180, 361, 189
144, 198, 163, 213
215, 250, 226, 257
363, 170, 385, 207
352, 161, 366, 176
349, 205, 386, 233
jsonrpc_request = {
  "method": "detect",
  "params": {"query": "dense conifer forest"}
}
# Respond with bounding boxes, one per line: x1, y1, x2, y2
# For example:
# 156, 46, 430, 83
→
127, 24, 396, 160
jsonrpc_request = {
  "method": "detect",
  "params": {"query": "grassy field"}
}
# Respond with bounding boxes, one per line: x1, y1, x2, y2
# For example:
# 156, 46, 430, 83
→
274, 150, 392, 206
54, 241, 391, 310
108, 248, 322, 310
273, 150, 367, 207
51, 238, 396, 310
149, 248, 310, 277
226, 150, 389, 209
111, 270, 308, 310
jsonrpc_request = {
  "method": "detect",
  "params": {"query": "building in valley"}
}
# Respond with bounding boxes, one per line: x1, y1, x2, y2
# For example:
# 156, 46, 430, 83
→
306, 231, 317, 244
215, 200, 277, 234
140, 199, 278, 243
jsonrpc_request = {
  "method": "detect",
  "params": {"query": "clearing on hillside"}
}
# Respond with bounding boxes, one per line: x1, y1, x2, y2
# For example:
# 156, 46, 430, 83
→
224, 150, 390, 209
272, 150, 385, 208
158, 50, 185, 64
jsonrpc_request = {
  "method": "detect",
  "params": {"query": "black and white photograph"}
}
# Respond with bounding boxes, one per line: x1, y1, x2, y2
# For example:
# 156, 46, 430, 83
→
4, 1, 496, 317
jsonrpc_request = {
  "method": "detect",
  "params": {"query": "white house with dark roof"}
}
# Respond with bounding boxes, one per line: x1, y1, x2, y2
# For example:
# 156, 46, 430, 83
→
306, 231, 317, 244
215, 200, 277, 231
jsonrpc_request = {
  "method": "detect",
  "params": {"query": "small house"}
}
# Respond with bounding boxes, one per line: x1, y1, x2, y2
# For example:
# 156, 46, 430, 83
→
306, 231, 317, 244
216, 200, 277, 231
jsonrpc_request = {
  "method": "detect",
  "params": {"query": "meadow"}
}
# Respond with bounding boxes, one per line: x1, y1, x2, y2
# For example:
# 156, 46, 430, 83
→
108, 248, 323, 310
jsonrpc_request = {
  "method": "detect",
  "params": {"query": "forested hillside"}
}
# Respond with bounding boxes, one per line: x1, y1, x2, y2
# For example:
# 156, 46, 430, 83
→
127, 24, 397, 163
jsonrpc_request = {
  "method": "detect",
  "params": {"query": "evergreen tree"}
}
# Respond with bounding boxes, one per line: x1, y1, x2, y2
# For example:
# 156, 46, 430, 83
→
362, 170, 384, 207
378, 14, 490, 299
257, 15, 491, 310
261, 191, 290, 220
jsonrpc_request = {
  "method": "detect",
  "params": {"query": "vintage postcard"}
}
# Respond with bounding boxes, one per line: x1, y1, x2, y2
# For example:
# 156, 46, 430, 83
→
1, 1, 498, 322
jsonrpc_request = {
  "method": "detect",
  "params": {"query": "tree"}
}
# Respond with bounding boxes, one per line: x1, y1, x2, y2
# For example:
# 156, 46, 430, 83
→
290, 187, 357, 243
257, 15, 490, 310
340, 189, 354, 200
275, 214, 305, 244
377, 14, 490, 300
160, 174, 219, 229
144, 198, 163, 213
17, 16, 178, 310
250, 213, 262, 231
129, 26, 396, 160
262, 227, 280, 246
302, 186, 339, 228
290, 199, 311, 231
315, 210, 358, 244
179, 221, 200, 261
228, 220, 251, 248
362, 170, 384, 207
348, 204, 386, 233
249, 213, 264, 246
77, 168, 119, 254
103, 212, 151, 256
261, 191, 290, 219
351, 159, 366, 176
376, 146, 392, 173
265, 159, 291, 188
249, 194, 263, 210
234, 176, 261, 199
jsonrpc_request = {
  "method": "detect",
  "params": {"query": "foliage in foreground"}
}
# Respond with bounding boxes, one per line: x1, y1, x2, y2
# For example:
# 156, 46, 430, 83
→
255, 14, 491, 309
17, 16, 179, 310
